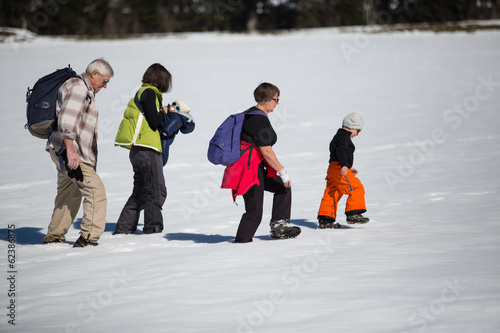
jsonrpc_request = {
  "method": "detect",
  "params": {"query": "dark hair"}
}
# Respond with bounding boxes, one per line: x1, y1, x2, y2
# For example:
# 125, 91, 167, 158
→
142, 63, 172, 93
254, 82, 280, 103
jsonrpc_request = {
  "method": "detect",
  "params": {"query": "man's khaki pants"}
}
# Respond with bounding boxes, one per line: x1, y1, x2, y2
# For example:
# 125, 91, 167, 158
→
44, 148, 107, 243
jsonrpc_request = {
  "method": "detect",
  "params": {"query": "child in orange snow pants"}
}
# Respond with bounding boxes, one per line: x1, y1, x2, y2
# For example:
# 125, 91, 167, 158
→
317, 112, 369, 228
318, 161, 366, 220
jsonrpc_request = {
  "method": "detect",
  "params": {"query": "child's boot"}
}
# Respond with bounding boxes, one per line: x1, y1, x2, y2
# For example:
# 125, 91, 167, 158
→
318, 215, 340, 229
346, 213, 370, 224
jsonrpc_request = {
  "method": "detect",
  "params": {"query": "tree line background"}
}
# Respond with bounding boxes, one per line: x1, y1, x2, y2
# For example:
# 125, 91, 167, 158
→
1, 0, 499, 36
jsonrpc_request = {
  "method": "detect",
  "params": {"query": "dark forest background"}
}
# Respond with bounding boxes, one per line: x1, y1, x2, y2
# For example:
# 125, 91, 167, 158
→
1, 0, 499, 36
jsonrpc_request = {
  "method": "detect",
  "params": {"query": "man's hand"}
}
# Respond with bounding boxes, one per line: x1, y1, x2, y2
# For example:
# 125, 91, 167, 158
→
62, 138, 83, 182
66, 149, 80, 170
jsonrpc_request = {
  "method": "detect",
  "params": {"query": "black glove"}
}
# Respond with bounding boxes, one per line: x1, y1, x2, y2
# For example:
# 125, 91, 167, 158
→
67, 165, 84, 182
60, 150, 84, 182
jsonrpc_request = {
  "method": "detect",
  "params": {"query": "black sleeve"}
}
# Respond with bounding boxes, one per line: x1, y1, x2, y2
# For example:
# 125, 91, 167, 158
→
329, 129, 353, 168
334, 135, 350, 168
139, 88, 166, 130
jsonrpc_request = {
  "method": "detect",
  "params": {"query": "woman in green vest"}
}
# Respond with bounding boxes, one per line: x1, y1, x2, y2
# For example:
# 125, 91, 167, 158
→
114, 63, 173, 234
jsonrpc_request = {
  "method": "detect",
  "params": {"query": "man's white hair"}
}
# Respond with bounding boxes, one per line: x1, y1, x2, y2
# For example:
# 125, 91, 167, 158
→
85, 58, 114, 77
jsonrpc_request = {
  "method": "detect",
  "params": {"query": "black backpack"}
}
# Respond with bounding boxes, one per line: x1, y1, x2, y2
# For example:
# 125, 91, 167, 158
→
25, 65, 77, 139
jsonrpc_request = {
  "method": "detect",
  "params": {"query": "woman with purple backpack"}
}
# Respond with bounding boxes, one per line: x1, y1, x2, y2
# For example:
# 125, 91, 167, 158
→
221, 82, 301, 243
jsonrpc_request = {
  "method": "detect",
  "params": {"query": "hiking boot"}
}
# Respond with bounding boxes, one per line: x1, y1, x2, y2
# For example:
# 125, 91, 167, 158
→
43, 236, 65, 244
346, 214, 370, 224
270, 219, 301, 239
73, 235, 98, 248
143, 225, 163, 234
317, 215, 340, 229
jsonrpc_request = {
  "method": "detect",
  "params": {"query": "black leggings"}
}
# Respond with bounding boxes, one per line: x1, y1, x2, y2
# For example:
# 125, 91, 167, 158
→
235, 163, 291, 243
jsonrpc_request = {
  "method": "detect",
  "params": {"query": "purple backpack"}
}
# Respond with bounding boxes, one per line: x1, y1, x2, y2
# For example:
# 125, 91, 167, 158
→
207, 108, 265, 166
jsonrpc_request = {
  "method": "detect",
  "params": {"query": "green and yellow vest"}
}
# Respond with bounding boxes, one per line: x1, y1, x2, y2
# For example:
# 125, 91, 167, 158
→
115, 84, 163, 152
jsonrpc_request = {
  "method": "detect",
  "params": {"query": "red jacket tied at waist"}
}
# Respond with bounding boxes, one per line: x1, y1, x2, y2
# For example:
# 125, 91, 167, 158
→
221, 141, 277, 201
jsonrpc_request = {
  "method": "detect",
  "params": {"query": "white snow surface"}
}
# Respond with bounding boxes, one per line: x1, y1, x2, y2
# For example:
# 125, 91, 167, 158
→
1, 28, 500, 333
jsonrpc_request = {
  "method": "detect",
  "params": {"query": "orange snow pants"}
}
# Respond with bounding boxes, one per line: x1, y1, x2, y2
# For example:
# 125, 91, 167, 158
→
318, 162, 366, 219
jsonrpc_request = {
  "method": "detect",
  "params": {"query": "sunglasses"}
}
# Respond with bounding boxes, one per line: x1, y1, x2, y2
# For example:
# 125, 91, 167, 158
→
172, 102, 180, 111
96, 72, 110, 85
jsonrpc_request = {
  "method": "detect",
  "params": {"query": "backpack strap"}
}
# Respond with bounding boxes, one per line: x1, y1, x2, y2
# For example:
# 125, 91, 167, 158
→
76, 76, 92, 105
241, 107, 266, 169
241, 143, 255, 169
244, 107, 266, 117
56, 146, 66, 173
134, 92, 144, 115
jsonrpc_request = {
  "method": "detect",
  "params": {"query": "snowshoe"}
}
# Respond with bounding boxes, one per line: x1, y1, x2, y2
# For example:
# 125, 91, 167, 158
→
270, 219, 301, 239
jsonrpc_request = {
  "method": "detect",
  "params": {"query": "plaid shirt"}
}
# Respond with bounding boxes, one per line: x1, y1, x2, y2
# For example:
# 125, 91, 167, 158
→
46, 74, 99, 167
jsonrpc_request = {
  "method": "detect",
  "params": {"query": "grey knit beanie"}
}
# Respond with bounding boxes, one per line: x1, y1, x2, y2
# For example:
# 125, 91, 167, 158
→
342, 112, 364, 130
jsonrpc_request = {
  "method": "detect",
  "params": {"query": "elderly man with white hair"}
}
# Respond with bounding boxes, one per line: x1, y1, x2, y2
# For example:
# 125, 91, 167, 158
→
44, 58, 114, 247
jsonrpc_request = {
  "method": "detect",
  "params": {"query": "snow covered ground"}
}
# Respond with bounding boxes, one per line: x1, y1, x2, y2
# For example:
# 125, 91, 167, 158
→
1, 26, 499, 332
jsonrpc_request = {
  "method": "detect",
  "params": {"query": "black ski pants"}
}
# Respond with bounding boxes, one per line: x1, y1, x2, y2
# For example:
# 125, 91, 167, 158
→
114, 146, 166, 234
235, 162, 291, 243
